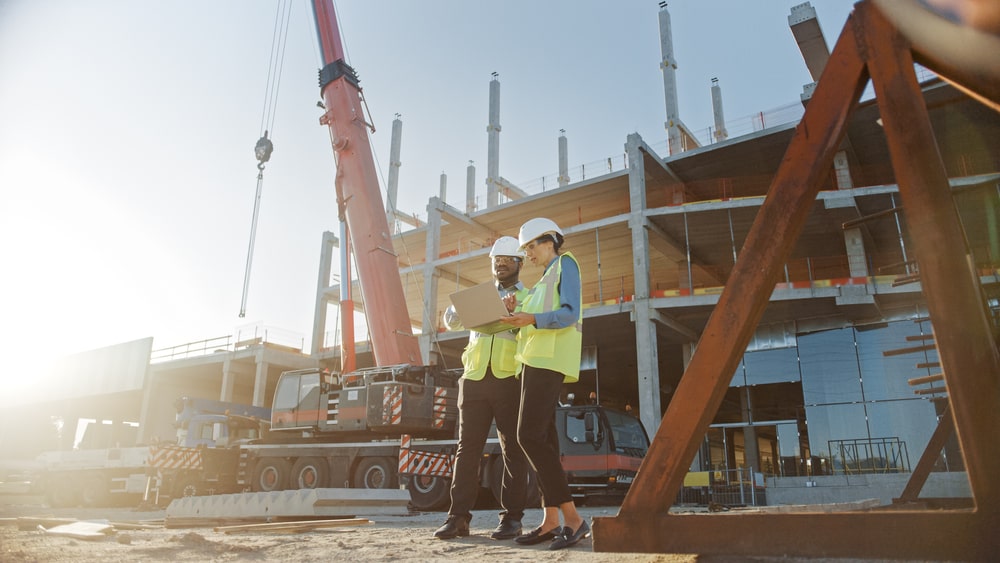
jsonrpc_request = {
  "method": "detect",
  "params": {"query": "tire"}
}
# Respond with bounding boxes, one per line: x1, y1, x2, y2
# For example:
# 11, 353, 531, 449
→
352, 457, 398, 490
250, 458, 291, 492
80, 473, 110, 508
489, 458, 541, 508
44, 475, 81, 508
290, 457, 329, 489
407, 474, 450, 511
172, 476, 201, 499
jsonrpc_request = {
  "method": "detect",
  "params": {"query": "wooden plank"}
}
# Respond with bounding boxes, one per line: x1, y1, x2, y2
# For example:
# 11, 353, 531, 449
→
882, 343, 935, 357
214, 518, 371, 534
908, 373, 943, 386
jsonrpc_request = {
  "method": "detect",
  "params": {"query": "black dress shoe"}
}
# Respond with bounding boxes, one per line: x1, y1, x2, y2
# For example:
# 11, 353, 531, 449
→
433, 515, 470, 539
513, 526, 558, 545
490, 518, 522, 540
549, 520, 591, 550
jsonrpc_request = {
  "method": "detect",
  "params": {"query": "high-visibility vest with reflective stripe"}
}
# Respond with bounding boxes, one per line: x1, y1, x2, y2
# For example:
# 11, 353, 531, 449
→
460, 286, 528, 380
516, 252, 583, 383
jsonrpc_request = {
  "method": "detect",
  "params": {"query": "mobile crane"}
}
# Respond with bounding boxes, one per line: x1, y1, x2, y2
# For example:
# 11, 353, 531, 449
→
157, 0, 650, 512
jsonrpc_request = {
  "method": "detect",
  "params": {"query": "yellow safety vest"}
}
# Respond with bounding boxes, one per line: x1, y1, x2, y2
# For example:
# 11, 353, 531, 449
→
460, 285, 528, 381
516, 252, 583, 383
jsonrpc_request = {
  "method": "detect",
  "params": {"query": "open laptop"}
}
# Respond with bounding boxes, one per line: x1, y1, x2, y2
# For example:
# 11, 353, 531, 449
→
449, 281, 516, 334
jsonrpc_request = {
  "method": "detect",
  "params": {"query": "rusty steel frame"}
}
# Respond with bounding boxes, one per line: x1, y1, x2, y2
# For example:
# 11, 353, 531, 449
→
592, 2, 1000, 559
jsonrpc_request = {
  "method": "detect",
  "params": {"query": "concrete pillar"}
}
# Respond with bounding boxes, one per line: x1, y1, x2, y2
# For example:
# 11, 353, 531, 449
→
439, 172, 447, 202
625, 133, 662, 435
486, 73, 501, 208
386, 115, 403, 233
252, 351, 269, 408
558, 130, 569, 187
465, 161, 476, 214
711, 78, 728, 142
741, 390, 761, 473
311, 231, 336, 356
658, 3, 682, 155
420, 198, 443, 364
221, 355, 236, 402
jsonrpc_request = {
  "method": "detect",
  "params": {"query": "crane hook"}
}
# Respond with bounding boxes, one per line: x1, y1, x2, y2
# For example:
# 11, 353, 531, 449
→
254, 131, 274, 170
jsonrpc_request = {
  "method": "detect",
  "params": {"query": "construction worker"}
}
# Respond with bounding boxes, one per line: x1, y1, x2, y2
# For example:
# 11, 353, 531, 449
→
433, 236, 531, 541
501, 217, 589, 551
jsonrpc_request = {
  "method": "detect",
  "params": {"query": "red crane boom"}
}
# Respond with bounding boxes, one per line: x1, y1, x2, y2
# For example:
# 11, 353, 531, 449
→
311, 0, 421, 367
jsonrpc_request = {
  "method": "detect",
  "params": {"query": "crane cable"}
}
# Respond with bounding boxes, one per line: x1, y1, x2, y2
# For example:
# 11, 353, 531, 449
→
240, 1, 293, 318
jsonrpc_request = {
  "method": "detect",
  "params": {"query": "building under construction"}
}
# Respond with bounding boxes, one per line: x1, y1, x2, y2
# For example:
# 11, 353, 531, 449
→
4, 1, 997, 522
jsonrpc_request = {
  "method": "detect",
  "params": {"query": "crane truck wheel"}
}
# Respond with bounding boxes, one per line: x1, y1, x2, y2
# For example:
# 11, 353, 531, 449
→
290, 457, 329, 489
353, 457, 398, 490
172, 477, 201, 499
250, 458, 291, 492
406, 474, 450, 511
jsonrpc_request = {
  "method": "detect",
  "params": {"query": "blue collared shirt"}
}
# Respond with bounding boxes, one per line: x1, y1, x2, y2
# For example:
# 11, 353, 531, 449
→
532, 254, 581, 329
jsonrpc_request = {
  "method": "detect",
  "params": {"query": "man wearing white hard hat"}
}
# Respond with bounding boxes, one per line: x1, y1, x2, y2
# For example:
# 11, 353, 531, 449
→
501, 218, 589, 551
433, 236, 531, 541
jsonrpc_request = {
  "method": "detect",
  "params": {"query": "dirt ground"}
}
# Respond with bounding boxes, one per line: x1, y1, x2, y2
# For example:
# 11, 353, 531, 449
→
0, 495, 715, 563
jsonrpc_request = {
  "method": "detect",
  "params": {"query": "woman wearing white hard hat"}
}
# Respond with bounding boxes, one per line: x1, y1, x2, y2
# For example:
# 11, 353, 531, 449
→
501, 217, 588, 551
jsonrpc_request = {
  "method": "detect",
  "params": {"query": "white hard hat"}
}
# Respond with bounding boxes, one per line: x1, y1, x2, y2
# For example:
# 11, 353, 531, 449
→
489, 236, 526, 258
518, 218, 563, 249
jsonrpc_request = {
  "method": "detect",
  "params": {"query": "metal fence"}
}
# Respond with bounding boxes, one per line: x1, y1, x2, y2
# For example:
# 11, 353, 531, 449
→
150, 324, 305, 363
828, 436, 910, 475
674, 467, 767, 507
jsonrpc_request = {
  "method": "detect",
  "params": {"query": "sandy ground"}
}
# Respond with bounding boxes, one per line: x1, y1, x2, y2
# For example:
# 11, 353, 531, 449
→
0, 495, 712, 563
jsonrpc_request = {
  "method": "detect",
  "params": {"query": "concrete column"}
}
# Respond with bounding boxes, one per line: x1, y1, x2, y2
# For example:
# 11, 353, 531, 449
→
439, 172, 447, 202
711, 78, 728, 142
252, 351, 269, 408
420, 198, 443, 364
658, 3, 682, 155
740, 390, 761, 473
486, 74, 501, 208
558, 130, 569, 187
311, 231, 336, 356
221, 355, 236, 402
625, 133, 662, 435
465, 161, 476, 214
386, 115, 403, 233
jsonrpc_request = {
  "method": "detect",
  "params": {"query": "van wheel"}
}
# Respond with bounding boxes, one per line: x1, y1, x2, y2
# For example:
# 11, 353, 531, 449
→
489, 458, 541, 508
291, 457, 329, 489
407, 474, 449, 511
251, 458, 290, 492
44, 476, 81, 508
353, 457, 398, 489
80, 474, 110, 507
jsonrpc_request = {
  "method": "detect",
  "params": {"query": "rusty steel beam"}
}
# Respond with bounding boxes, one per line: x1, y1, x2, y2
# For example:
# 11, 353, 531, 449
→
865, 0, 1000, 509
593, 2, 1000, 559
596, 1, 868, 523
896, 404, 954, 504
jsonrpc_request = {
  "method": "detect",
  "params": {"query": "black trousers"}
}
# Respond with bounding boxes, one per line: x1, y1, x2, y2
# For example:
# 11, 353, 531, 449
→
448, 369, 527, 520
517, 365, 572, 507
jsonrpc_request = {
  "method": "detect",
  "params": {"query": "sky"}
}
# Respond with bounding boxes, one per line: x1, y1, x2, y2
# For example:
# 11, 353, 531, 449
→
0, 0, 856, 381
